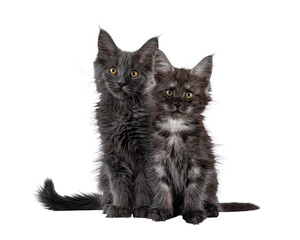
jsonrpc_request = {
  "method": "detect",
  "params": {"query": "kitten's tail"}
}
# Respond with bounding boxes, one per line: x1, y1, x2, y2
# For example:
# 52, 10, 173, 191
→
219, 202, 259, 212
37, 179, 102, 211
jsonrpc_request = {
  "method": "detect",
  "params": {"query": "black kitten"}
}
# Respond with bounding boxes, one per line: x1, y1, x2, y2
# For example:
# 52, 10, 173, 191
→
146, 51, 258, 224
38, 29, 158, 217
94, 29, 157, 217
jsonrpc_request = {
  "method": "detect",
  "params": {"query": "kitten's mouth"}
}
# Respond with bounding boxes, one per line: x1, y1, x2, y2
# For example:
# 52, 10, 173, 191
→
116, 86, 129, 95
172, 110, 183, 114
121, 86, 132, 95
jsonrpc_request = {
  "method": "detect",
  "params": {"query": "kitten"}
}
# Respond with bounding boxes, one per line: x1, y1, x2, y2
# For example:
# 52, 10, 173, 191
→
37, 31, 258, 218
38, 29, 158, 217
146, 51, 258, 224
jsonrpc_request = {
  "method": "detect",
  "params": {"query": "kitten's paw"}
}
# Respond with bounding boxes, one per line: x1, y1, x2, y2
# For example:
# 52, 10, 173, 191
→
182, 210, 206, 224
133, 206, 149, 218
102, 204, 111, 214
105, 205, 131, 218
204, 203, 219, 218
148, 208, 173, 221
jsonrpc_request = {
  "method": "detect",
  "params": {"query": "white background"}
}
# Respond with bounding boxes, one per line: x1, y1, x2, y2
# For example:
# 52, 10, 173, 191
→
0, 0, 299, 239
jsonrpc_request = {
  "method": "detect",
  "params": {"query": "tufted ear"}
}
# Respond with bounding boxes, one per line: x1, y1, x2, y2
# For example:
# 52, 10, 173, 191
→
153, 50, 174, 74
138, 37, 159, 53
191, 55, 213, 96
190, 55, 213, 80
97, 28, 119, 58
137, 37, 159, 64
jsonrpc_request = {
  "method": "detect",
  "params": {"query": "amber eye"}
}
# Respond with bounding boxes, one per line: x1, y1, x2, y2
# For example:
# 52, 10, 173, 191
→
165, 89, 173, 97
185, 91, 194, 99
109, 67, 117, 75
130, 70, 139, 78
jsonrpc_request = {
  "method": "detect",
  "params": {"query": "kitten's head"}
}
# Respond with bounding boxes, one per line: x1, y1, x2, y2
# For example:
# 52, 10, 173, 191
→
94, 29, 158, 99
151, 51, 213, 119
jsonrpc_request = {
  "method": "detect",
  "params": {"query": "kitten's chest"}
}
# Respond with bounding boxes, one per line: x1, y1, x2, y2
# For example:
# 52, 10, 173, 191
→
98, 106, 149, 148
154, 133, 190, 188
163, 146, 190, 193
164, 133, 185, 158
153, 118, 196, 191
158, 118, 191, 133
155, 118, 193, 155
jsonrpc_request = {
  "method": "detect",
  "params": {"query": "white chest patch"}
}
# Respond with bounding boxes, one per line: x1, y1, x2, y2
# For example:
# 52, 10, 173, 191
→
159, 118, 191, 133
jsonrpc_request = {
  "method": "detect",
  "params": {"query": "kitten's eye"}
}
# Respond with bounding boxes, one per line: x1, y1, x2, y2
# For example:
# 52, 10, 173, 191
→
185, 91, 194, 99
109, 67, 117, 75
130, 70, 139, 78
165, 89, 173, 97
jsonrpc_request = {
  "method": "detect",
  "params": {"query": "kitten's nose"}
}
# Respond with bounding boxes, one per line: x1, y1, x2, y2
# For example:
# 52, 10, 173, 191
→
118, 81, 127, 88
174, 103, 182, 109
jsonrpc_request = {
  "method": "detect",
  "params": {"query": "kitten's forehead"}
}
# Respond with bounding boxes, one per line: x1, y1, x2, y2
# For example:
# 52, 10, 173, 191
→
169, 81, 177, 88
183, 82, 191, 89
158, 79, 177, 89
174, 69, 202, 90
117, 51, 136, 65
107, 51, 143, 73
161, 75, 195, 89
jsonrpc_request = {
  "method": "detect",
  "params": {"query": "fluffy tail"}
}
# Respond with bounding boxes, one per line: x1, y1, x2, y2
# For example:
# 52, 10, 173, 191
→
219, 202, 259, 212
37, 179, 102, 211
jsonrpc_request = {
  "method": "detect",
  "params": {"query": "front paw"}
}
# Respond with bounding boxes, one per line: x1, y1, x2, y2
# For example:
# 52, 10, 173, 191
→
204, 203, 219, 218
102, 204, 111, 214
133, 206, 149, 218
105, 205, 131, 218
182, 210, 206, 224
148, 208, 173, 222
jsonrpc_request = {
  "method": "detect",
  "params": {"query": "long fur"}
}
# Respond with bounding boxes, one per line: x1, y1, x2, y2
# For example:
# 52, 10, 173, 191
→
146, 52, 259, 224
37, 179, 102, 210
37, 179, 259, 212
219, 202, 259, 212
36, 31, 259, 219
37, 29, 159, 217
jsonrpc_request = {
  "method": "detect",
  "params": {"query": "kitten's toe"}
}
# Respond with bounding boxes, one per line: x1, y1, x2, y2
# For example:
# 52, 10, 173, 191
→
182, 210, 206, 224
105, 205, 131, 218
204, 203, 219, 218
148, 208, 173, 221
133, 206, 149, 218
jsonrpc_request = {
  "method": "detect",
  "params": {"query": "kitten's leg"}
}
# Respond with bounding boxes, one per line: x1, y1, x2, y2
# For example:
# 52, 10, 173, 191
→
203, 170, 219, 218
105, 176, 132, 217
104, 159, 133, 218
99, 165, 113, 214
204, 201, 219, 218
148, 163, 173, 221
132, 172, 151, 218
182, 166, 207, 224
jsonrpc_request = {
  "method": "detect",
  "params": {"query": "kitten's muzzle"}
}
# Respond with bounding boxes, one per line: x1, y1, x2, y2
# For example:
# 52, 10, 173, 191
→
174, 103, 182, 109
117, 77, 127, 88
171, 103, 183, 114
118, 81, 127, 88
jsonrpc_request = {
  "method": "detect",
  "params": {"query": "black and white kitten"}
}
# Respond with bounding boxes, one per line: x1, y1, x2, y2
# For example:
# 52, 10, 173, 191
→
38, 29, 158, 217
146, 51, 258, 224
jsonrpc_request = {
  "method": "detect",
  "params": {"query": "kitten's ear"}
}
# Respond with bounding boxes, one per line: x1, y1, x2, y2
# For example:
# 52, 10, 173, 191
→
191, 55, 213, 97
190, 55, 213, 80
137, 37, 159, 64
97, 29, 119, 58
153, 50, 174, 74
139, 37, 159, 53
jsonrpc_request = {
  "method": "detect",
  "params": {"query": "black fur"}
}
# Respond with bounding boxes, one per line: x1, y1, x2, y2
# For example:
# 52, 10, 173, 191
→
146, 51, 259, 224
37, 31, 259, 219
37, 179, 101, 210
220, 202, 259, 212
37, 29, 158, 217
